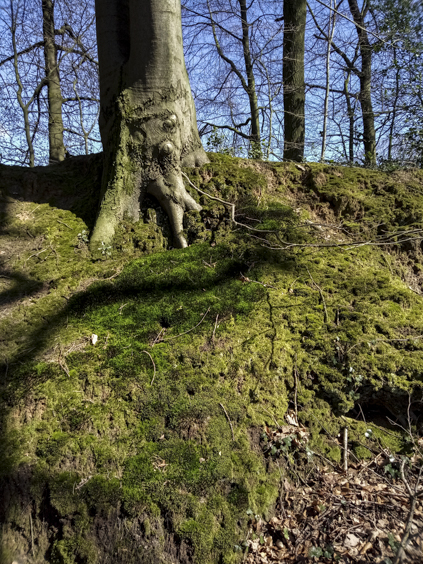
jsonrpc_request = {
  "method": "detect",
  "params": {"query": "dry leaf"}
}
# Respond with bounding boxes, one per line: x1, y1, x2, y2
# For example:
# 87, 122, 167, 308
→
285, 412, 299, 426
344, 533, 361, 548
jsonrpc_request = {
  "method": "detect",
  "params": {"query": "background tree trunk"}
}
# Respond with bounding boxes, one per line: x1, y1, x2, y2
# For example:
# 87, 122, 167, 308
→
321, 0, 336, 162
283, 0, 306, 162
92, 0, 208, 250
239, 0, 261, 158
42, 0, 65, 163
347, 0, 376, 165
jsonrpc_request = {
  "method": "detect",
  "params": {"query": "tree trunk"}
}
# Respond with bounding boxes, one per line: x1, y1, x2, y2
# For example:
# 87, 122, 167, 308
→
283, 0, 306, 162
92, 0, 208, 251
42, 0, 65, 163
344, 71, 355, 162
239, 0, 261, 158
388, 47, 400, 162
347, 0, 376, 165
321, 0, 336, 162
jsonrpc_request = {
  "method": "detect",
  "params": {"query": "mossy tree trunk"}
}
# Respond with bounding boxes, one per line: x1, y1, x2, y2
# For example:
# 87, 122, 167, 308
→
91, 0, 208, 251
283, 0, 306, 162
42, 0, 65, 163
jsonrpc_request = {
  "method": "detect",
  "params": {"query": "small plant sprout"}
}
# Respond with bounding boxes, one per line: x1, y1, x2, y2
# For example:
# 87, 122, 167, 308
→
309, 546, 323, 559
98, 241, 112, 257
77, 229, 89, 244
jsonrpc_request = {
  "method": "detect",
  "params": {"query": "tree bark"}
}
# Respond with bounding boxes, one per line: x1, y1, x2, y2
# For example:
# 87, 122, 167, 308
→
321, 0, 336, 162
347, 0, 376, 165
92, 0, 208, 250
239, 0, 261, 158
42, 0, 65, 163
344, 71, 356, 162
283, 0, 306, 162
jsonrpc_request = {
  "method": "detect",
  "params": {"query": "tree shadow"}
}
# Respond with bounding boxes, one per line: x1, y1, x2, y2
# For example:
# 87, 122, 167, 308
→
0, 154, 103, 329
0, 155, 304, 560
0, 153, 102, 230
0, 240, 299, 562
0, 269, 45, 308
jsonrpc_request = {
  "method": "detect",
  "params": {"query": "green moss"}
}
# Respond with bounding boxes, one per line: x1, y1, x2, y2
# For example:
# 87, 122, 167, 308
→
51, 537, 98, 564
1, 156, 423, 562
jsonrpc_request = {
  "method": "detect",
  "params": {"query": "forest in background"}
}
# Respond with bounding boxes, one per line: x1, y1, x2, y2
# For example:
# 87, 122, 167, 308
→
0, 0, 422, 167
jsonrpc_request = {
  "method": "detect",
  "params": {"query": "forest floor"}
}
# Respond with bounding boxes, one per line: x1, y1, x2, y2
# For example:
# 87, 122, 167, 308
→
0, 154, 422, 564
244, 421, 423, 563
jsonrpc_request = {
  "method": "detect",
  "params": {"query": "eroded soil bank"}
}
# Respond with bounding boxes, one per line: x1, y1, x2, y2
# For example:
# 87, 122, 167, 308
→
1, 154, 422, 563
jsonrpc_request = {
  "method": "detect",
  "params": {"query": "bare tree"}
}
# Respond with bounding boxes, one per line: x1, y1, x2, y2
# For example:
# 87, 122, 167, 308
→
0, 0, 99, 165
182, 0, 284, 159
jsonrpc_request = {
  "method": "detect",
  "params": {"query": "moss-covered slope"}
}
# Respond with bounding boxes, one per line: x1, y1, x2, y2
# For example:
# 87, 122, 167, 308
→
0, 155, 422, 563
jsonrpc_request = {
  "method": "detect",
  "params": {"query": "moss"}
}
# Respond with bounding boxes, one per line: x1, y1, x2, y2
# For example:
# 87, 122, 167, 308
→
51, 537, 98, 564
1, 156, 423, 562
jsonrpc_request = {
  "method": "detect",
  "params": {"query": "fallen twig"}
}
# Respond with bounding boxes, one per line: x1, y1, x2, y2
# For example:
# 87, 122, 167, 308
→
49, 243, 59, 267
57, 219, 72, 229
183, 172, 423, 253
343, 427, 348, 473
261, 406, 281, 428
74, 475, 92, 492
239, 272, 276, 288
293, 354, 300, 421
212, 314, 219, 342
219, 402, 235, 441
264, 234, 423, 251
151, 328, 166, 346
142, 350, 157, 385
26, 248, 48, 263
393, 461, 423, 563
182, 172, 275, 234
162, 308, 210, 342
306, 266, 328, 323
118, 303, 128, 314
347, 334, 423, 355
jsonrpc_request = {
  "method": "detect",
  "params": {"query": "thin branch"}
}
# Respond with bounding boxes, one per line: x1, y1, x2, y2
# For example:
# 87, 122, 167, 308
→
306, 266, 329, 323
181, 172, 275, 233
0, 40, 44, 67
204, 122, 251, 140
313, 0, 387, 44
212, 314, 219, 343
206, 0, 249, 92
142, 350, 157, 386
57, 219, 72, 229
162, 308, 211, 342
393, 462, 423, 563
343, 427, 349, 473
219, 403, 235, 441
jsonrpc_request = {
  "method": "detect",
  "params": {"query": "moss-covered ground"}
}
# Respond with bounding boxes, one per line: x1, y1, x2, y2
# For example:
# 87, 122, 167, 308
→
0, 155, 422, 563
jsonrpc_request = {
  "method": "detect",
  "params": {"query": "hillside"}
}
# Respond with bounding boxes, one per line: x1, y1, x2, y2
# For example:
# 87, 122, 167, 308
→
0, 154, 422, 563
